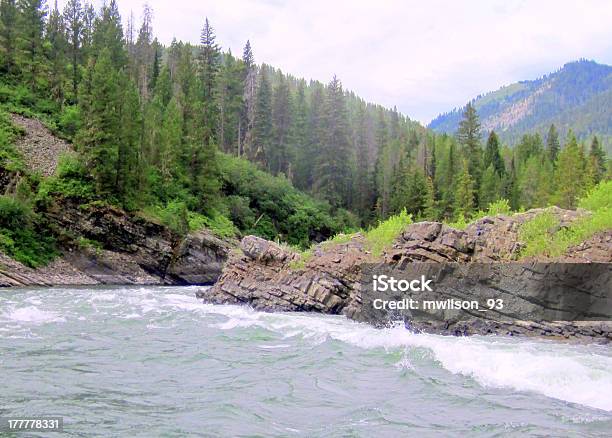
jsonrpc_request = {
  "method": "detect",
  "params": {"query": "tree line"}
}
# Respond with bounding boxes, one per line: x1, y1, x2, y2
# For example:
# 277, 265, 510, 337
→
0, 0, 609, 233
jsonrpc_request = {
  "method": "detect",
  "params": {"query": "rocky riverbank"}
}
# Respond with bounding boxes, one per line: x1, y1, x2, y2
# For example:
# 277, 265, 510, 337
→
200, 207, 612, 342
0, 200, 234, 287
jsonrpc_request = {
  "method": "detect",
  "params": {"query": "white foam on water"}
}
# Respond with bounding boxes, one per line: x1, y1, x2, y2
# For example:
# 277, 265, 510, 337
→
3, 306, 65, 324
198, 303, 612, 412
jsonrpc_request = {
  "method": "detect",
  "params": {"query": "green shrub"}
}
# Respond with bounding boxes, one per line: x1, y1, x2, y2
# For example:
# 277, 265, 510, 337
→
36, 154, 95, 204
190, 210, 238, 239
518, 212, 560, 258
364, 208, 413, 256
579, 180, 612, 212
58, 105, 81, 138
487, 198, 512, 216
143, 201, 189, 235
0, 195, 57, 267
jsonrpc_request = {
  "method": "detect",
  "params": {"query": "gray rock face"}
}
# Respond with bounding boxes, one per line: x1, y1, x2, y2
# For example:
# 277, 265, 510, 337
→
201, 208, 612, 342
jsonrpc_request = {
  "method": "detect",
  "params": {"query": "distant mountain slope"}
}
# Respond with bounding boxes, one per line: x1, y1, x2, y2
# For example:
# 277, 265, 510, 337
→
428, 60, 612, 153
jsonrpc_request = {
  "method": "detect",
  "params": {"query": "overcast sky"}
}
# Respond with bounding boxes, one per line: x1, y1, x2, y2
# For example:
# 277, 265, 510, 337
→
56, 0, 612, 124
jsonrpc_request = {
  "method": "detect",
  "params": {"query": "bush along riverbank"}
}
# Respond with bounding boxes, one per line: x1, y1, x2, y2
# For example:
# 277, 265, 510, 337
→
200, 181, 612, 342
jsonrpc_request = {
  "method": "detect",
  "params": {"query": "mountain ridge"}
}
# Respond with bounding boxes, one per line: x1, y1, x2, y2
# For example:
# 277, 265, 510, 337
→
428, 59, 612, 152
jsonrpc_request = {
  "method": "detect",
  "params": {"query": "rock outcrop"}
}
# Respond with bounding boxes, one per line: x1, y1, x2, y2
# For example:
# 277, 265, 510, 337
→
0, 200, 235, 287
201, 209, 612, 342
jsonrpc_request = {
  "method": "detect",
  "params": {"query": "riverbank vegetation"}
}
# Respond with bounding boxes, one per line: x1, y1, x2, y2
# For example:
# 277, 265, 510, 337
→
519, 180, 612, 258
0, 1, 609, 266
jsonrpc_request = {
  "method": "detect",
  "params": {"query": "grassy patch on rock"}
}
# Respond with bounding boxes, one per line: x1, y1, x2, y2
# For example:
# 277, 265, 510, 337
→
519, 181, 612, 258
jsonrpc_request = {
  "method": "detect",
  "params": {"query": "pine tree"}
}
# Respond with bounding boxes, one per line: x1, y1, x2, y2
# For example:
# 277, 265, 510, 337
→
134, 4, 154, 99
77, 49, 121, 197
483, 131, 505, 175
92, 0, 126, 70
292, 80, 310, 190
454, 158, 474, 219
240, 39, 256, 157
252, 65, 272, 166
199, 17, 220, 146
270, 73, 293, 176
589, 136, 606, 183
479, 164, 501, 209
16, 0, 47, 87
62, 0, 82, 100
546, 124, 560, 165
553, 132, 587, 209
315, 75, 352, 208
46, 0, 66, 103
352, 105, 374, 222
456, 102, 482, 189
0, 0, 18, 75
217, 51, 243, 154
116, 74, 142, 208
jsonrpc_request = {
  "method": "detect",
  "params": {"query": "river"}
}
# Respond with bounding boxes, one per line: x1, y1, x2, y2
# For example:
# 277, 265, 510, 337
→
1, 285, 611, 437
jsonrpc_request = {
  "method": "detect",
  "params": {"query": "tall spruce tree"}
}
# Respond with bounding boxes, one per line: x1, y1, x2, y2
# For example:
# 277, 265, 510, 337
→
553, 132, 587, 209
483, 131, 505, 175
589, 136, 606, 183
315, 75, 352, 208
92, 0, 126, 70
0, 0, 18, 75
62, 0, 82, 100
46, 0, 66, 103
199, 17, 220, 146
270, 73, 292, 176
454, 158, 474, 219
17, 0, 47, 87
456, 102, 482, 190
252, 65, 272, 166
77, 49, 121, 197
546, 124, 560, 164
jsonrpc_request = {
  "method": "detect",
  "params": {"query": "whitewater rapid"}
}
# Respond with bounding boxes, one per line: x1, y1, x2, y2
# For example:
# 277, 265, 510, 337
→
1, 286, 611, 436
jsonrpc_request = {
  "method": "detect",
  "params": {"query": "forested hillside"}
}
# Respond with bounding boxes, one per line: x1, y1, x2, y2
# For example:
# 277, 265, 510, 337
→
429, 60, 612, 154
0, 0, 610, 267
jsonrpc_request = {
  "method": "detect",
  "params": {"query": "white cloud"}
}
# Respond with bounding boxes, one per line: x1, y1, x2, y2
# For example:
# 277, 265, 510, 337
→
56, 0, 612, 123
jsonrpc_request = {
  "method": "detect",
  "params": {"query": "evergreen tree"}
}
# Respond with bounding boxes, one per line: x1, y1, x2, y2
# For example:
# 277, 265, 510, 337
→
199, 17, 220, 146
0, 0, 18, 75
217, 51, 243, 154
352, 105, 374, 222
16, 0, 47, 87
589, 136, 606, 183
240, 39, 256, 157
483, 131, 505, 175
453, 158, 474, 219
479, 164, 501, 209
292, 80, 310, 190
45, 0, 66, 103
553, 132, 587, 209
116, 74, 141, 208
92, 0, 126, 70
546, 124, 560, 164
315, 75, 352, 208
456, 102, 482, 189
62, 0, 82, 100
269, 73, 292, 176
251, 65, 272, 165
77, 49, 121, 196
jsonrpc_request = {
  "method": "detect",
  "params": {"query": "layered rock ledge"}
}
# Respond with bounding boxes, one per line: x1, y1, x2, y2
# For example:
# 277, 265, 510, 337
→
0, 200, 235, 287
200, 208, 612, 342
